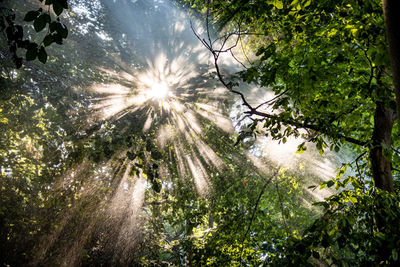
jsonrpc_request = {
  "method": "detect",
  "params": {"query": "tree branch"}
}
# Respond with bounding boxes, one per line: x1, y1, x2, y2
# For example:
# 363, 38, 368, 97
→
191, 7, 368, 148
239, 168, 279, 263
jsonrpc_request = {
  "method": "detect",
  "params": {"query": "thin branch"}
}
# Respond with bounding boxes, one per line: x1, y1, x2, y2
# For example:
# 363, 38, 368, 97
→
230, 49, 247, 69
254, 88, 290, 110
246, 108, 367, 146
275, 179, 290, 237
392, 146, 400, 155
212, 30, 241, 44
239, 168, 279, 264
190, 20, 212, 51
363, 49, 375, 90
353, 151, 367, 178
234, 114, 253, 128
215, 29, 241, 54
190, 6, 368, 148
239, 34, 252, 65
206, 0, 212, 49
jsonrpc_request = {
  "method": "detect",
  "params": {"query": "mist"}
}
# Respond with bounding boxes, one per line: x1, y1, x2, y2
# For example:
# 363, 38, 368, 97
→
0, 0, 349, 265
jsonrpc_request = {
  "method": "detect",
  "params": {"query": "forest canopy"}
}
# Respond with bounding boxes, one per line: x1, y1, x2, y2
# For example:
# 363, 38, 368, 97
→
185, 0, 400, 264
1, 0, 400, 266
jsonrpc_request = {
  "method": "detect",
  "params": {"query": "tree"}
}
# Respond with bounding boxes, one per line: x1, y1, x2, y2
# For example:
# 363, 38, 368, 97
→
382, 0, 400, 132
190, 0, 398, 191
1, 0, 398, 265
188, 0, 400, 264
1, 0, 320, 265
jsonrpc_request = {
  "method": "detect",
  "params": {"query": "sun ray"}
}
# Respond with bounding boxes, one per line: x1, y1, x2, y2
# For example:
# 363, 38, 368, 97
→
185, 154, 210, 197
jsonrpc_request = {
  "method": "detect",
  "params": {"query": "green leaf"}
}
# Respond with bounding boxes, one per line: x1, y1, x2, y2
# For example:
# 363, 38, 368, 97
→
392, 249, 398, 262
349, 196, 357, 203
49, 21, 57, 32
296, 142, 307, 154
53, 1, 64, 16
304, 0, 311, 7
42, 13, 51, 23
273, 0, 283, 9
57, 23, 68, 38
53, 33, 63, 44
255, 47, 265, 57
308, 185, 317, 191
26, 47, 37, 61
343, 177, 351, 186
57, 0, 68, 9
26, 42, 38, 50
38, 46, 47, 63
24, 11, 40, 22
336, 164, 348, 179
313, 201, 329, 209
33, 14, 49, 32
43, 35, 53, 46
334, 181, 340, 190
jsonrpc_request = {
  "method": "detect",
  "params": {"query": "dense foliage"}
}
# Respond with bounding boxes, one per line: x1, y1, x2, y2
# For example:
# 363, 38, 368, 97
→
1, 0, 323, 266
1, 0, 399, 266
184, 0, 400, 265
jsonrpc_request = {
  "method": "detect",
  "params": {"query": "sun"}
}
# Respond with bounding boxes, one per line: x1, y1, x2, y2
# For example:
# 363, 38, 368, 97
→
150, 81, 170, 99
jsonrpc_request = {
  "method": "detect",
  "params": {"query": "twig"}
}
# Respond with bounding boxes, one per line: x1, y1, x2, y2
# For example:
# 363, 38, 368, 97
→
230, 49, 247, 69
190, 3, 368, 149
239, 168, 279, 264
254, 88, 290, 110
275, 180, 290, 237
354, 151, 367, 178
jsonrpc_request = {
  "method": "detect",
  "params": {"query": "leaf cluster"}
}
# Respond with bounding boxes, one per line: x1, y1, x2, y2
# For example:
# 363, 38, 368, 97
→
0, 0, 68, 67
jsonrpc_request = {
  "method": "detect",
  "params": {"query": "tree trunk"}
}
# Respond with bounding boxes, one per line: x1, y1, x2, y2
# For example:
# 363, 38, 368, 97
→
370, 101, 394, 192
382, 0, 400, 131
370, 101, 398, 264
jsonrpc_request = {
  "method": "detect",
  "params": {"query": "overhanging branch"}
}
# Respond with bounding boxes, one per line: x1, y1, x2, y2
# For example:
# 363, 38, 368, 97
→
190, 12, 368, 148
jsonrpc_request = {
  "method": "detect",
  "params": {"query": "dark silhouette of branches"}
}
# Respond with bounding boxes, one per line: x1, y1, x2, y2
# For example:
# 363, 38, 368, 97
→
190, 9, 367, 148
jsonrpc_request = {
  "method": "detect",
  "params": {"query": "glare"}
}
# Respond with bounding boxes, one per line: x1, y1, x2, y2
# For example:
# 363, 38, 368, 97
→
151, 81, 170, 99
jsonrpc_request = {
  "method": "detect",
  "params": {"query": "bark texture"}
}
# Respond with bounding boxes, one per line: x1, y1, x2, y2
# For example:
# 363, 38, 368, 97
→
370, 101, 394, 192
382, 0, 400, 131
